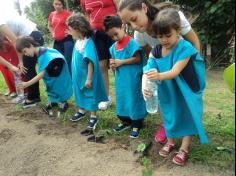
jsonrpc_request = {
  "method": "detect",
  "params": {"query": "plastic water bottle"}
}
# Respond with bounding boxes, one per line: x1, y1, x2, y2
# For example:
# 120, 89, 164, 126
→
145, 80, 158, 114
14, 73, 24, 100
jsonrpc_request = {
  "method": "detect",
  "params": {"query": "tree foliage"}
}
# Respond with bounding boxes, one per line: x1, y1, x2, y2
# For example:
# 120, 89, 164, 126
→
23, 0, 81, 44
24, 0, 54, 43
173, 0, 235, 68
24, 0, 235, 67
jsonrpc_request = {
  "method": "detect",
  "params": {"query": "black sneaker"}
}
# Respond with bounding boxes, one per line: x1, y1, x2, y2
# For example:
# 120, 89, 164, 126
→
70, 112, 86, 122
22, 98, 41, 109
42, 102, 58, 115
87, 117, 98, 130
59, 102, 68, 112
113, 123, 131, 133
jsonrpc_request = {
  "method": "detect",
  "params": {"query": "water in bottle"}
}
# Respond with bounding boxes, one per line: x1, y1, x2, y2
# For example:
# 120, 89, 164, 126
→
14, 73, 25, 103
145, 80, 158, 114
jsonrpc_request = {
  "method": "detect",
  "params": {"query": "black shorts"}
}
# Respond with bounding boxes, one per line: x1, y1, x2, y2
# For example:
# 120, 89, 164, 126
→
92, 30, 114, 61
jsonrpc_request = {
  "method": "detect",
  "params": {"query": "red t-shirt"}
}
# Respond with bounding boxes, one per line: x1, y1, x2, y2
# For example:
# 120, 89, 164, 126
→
0, 41, 19, 66
48, 10, 72, 40
80, 0, 117, 31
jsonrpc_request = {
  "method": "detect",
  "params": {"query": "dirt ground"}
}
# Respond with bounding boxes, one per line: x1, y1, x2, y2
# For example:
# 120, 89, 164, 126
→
0, 96, 234, 176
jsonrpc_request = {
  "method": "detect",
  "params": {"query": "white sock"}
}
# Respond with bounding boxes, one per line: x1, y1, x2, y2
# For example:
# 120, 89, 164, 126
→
79, 109, 85, 114
90, 115, 97, 118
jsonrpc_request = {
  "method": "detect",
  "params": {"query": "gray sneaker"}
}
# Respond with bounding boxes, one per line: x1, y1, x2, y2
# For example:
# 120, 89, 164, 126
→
11, 95, 25, 104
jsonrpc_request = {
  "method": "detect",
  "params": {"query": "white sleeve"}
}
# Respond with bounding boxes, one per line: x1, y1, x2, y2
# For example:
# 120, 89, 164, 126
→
178, 11, 192, 35
134, 31, 147, 47
0, 16, 6, 26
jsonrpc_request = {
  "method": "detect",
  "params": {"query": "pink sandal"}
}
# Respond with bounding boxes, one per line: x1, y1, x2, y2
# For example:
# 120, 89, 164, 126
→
159, 143, 175, 158
154, 124, 167, 143
172, 149, 189, 166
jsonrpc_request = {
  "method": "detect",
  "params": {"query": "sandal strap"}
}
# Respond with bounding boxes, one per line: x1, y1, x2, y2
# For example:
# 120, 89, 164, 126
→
162, 143, 174, 152
176, 150, 188, 160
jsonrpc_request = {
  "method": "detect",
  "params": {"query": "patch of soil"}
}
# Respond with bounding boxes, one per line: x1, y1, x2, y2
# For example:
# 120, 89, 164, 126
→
0, 128, 15, 143
0, 97, 235, 176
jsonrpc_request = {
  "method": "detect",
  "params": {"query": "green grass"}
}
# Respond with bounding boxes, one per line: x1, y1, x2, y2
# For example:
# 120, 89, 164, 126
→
0, 69, 235, 169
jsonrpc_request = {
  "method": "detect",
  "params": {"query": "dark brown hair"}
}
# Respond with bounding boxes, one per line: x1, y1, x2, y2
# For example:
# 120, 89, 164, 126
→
67, 13, 93, 38
16, 36, 38, 53
118, 0, 179, 22
103, 15, 123, 32
54, 0, 65, 7
152, 8, 181, 36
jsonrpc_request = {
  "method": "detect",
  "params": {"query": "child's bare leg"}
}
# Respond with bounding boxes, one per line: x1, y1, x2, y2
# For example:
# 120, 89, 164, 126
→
167, 138, 174, 145
172, 136, 191, 166
159, 138, 175, 157
90, 111, 96, 116
180, 136, 191, 152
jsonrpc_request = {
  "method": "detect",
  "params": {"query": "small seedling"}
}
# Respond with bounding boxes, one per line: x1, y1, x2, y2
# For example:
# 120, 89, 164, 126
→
137, 143, 146, 153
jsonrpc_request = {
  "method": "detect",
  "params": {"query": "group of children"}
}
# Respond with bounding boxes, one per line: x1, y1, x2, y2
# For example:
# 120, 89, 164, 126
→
0, 0, 208, 166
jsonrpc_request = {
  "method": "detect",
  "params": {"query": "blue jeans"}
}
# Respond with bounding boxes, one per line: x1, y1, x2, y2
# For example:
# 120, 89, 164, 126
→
53, 35, 74, 76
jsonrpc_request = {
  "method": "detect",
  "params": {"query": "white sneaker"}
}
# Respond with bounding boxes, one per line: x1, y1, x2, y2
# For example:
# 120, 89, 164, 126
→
11, 95, 25, 104
98, 98, 112, 110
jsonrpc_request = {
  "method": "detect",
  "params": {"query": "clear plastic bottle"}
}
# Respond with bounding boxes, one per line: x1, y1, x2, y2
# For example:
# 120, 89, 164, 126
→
145, 80, 158, 114
14, 73, 24, 99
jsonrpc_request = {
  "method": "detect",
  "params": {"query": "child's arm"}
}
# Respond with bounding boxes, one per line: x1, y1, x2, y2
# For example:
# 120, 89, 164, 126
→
20, 70, 46, 89
146, 58, 190, 81
85, 61, 93, 88
17, 53, 28, 74
114, 51, 141, 68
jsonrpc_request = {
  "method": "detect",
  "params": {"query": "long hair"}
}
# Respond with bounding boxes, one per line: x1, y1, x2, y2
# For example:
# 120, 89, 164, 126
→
118, 0, 179, 22
67, 13, 93, 38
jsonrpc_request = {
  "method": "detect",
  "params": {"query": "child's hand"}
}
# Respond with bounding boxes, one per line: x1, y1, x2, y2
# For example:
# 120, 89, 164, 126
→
142, 89, 150, 101
18, 82, 29, 89
85, 79, 92, 88
146, 69, 159, 81
18, 62, 28, 74
110, 58, 116, 71
114, 59, 123, 68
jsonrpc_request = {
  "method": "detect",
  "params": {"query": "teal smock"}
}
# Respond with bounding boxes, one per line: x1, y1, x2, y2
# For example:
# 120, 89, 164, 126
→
110, 36, 147, 120
144, 39, 208, 143
38, 48, 72, 103
72, 38, 108, 111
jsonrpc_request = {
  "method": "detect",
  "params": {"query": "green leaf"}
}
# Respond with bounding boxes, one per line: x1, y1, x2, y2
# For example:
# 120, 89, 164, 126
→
137, 143, 146, 152
209, 6, 218, 14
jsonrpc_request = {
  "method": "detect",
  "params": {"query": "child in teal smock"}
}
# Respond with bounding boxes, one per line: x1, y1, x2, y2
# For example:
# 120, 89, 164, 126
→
104, 15, 147, 139
15, 36, 72, 112
67, 13, 108, 130
142, 8, 208, 165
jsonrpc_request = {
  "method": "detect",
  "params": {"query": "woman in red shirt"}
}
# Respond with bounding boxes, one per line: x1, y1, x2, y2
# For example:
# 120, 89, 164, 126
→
0, 32, 19, 97
80, 0, 119, 110
48, 0, 74, 75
